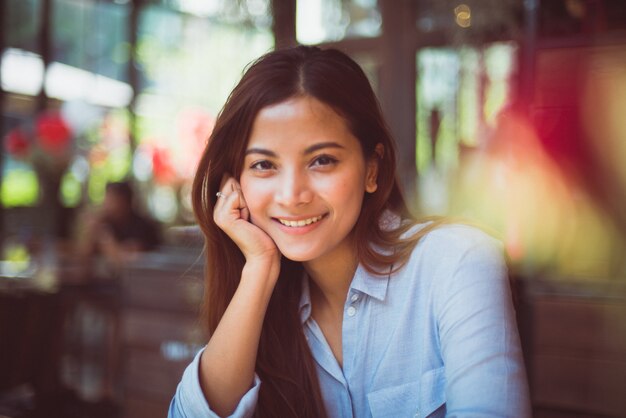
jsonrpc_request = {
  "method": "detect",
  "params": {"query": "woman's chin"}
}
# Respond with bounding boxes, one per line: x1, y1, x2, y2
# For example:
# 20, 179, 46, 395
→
276, 246, 317, 263
280, 252, 314, 263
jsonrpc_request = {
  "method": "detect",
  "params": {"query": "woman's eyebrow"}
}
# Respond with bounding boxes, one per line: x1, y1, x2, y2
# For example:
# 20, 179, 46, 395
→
244, 148, 276, 157
244, 142, 345, 157
304, 142, 345, 154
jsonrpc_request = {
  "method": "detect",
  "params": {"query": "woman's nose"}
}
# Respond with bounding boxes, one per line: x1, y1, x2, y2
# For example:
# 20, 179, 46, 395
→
275, 170, 313, 207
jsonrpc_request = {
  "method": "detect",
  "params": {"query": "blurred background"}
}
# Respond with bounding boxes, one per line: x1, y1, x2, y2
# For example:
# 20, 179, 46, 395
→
0, 0, 625, 417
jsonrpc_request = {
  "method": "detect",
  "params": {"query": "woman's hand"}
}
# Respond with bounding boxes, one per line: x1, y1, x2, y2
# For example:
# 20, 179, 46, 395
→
199, 175, 282, 416
213, 175, 279, 266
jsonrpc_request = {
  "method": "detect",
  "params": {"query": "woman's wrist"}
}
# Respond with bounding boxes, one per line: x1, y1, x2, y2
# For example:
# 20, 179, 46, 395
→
242, 256, 280, 286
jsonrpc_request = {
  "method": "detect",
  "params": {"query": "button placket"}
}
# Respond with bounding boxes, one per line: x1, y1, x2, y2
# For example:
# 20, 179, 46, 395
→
346, 292, 360, 317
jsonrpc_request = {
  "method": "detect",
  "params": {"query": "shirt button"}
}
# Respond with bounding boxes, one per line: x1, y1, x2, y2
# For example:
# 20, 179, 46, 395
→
347, 306, 357, 317
350, 294, 359, 302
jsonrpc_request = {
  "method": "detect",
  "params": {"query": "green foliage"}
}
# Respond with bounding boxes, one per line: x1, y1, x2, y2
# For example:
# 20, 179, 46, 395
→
60, 171, 82, 207
1, 167, 39, 207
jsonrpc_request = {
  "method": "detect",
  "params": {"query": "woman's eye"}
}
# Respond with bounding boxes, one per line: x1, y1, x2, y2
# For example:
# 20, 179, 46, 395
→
250, 160, 275, 171
311, 155, 338, 167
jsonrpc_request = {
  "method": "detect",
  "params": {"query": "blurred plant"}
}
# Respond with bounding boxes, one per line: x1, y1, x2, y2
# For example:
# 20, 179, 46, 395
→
0, 240, 32, 276
3, 241, 31, 264
1, 101, 129, 211
4, 111, 74, 176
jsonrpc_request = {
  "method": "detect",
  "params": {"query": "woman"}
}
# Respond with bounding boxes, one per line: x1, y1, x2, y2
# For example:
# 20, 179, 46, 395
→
169, 46, 530, 418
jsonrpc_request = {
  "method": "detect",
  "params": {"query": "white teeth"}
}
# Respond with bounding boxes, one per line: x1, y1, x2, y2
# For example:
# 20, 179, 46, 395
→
278, 215, 323, 227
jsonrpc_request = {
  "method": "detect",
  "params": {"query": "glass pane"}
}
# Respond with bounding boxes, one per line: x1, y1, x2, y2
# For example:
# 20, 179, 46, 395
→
134, 4, 273, 222
415, 42, 517, 214
174, 0, 272, 30
2, 1, 44, 95
53, 0, 130, 82
135, 5, 273, 117
5, 0, 42, 53
416, 48, 461, 176
297, 0, 381, 45
47, 0, 132, 106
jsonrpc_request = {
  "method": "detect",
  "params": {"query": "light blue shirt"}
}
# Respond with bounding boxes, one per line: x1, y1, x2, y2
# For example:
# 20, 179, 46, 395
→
168, 224, 531, 417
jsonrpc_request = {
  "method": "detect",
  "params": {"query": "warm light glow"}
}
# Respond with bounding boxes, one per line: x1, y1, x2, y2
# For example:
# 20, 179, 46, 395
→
454, 4, 471, 28
450, 109, 578, 272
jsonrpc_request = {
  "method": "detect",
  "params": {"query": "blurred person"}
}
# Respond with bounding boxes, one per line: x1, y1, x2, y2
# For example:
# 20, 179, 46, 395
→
64, 181, 161, 406
168, 46, 530, 417
77, 181, 161, 273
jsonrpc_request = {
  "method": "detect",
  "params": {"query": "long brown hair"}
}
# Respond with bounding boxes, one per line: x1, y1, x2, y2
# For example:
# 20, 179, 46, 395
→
191, 46, 441, 417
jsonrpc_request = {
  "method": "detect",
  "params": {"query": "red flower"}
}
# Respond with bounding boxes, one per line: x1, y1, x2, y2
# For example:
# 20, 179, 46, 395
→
35, 112, 72, 154
5, 128, 31, 158
152, 147, 176, 184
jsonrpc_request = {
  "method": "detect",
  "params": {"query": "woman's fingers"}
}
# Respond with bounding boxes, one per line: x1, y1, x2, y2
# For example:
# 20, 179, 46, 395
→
215, 191, 242, 226
215, 175, 234, 206
212, 174, 278, 261
213, 175, 249, 227
233, 180, 250, 221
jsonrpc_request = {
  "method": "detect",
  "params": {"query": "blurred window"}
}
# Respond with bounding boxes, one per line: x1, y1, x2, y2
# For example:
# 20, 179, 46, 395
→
296, 0, 381, 45
52, 0, 130, 83
132, 3, 273, 223
415, 42, 517, 213
1, 0, 272, 225
5, 0, 42, 53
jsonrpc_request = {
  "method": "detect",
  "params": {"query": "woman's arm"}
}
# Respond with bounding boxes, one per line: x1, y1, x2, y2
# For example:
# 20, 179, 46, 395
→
168, 256, 278, 418
199, 257, 279, 416
171, 177, 281, 417
436, 229, 531, 417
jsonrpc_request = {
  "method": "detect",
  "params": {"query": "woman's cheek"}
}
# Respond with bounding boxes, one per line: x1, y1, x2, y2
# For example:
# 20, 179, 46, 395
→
241, 179, 269, 221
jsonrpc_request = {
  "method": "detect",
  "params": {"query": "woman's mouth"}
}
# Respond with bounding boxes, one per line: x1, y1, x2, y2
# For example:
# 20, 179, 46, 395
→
276, 215, 324, 228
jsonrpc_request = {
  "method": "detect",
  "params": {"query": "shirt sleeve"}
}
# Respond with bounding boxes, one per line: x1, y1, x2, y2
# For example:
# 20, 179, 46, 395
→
168, 347, 262, 418
435, 230, 531, 418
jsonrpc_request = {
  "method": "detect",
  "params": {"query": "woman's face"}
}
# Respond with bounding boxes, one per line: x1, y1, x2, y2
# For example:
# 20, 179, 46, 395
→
239, 95, 379, 264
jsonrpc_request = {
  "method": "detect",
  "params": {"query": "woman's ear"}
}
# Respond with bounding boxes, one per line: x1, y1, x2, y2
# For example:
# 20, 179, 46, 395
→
365, 143, 384, 193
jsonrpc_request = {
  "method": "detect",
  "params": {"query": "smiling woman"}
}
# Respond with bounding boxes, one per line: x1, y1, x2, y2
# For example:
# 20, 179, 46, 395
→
240, 96, 378, 263
168, 46, 530, 418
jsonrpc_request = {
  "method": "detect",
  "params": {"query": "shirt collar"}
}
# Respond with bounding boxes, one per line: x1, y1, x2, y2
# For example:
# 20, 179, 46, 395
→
298, 263, 391, 324
350, 263, 391, 302
298, 210, 399, 323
